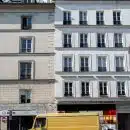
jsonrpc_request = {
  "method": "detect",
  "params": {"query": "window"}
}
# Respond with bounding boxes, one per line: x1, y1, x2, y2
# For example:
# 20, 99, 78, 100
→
20, 38, 32, 53
79, 11, 87, 25
113, 11, 121, 25
117, 82, 125, 96
99, 82, 107, 96
114, 33, 123, 48
22, 0, 32, 3
63, 34, 71, 48
80, 57, 89, 72
19, 89, 31, 104
63, 11, 71, 25
98, 57, 107, 72
63, 57, 72, 72
97, 33, 105, 48
20, 62, 32, 80
115, 56, 124, 72
21, 16, 32, 30
81, 82, 89, 96
80, 33, 88, 48
96, 11, 104, 25
64, 82, 73, 97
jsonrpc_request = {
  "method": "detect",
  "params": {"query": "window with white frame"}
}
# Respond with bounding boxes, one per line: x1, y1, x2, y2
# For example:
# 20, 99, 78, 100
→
80, 33, 88, 48
79, 11, 87, 25
114, 33, 123, 48
63, 34, 72, 48
117, 82, 125, 96
81, 82, 89, 96
96, 11, 104, 25
63, 11, 71, 25
64, 82, 73, 97
98, 56, 107, 72
20, 62, 32, 80
115, 56, 124, 72
80, 57, 89, 72
97, 33, 105, 48
63, 57, 72, 72
99, 82, 107, 96
19, 89, 31, 104
20, 38, 32, 53
113, 11, 121, 25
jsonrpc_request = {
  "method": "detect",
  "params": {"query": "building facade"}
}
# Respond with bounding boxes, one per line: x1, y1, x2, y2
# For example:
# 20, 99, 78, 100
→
0, 3, 56, 130
54, 0, 130, 129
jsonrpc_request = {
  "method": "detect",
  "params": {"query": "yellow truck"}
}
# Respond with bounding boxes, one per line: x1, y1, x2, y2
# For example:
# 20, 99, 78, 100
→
29, 112, 101, 130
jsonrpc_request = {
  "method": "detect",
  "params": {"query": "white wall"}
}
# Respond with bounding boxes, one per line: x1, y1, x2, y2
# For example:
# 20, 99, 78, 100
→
55, 2, 130, 25
0, 56, 54, 79
54, 1, 130, 100
0, 32, 54, 53
0, 12, 54, 29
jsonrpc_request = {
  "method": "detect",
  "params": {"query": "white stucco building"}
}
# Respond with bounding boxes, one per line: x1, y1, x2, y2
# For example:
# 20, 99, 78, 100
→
54, 0, 130, 129
0, 3, 56, 130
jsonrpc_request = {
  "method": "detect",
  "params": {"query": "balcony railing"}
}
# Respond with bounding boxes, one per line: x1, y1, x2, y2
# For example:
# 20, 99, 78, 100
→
79, 21, 87, 25
115, 43, 123, 48
116, 67, 124, 72
81, 93, 89, 96
64, 93, 73, 97
80, 43, 88, 48
80, 67, 89, 72
63, 43, 72, 48
96, 21, 104, 25
63, 21, 71, 25
113, 21, 121, 25
118, 91, 125, 96
64, 67, 72, 72
98, 67, 107, 72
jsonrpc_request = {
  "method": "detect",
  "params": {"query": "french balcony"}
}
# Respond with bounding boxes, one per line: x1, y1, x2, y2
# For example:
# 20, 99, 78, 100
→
63, 21, 71, 25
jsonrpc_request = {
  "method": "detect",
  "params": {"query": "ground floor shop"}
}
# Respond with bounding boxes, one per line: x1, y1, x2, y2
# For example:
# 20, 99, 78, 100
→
7, 116, 34, 130
58, 103, 130, 130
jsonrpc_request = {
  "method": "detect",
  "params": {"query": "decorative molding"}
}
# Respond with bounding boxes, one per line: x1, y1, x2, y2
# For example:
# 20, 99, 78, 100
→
0, 79, 56, 84
55, 47, 128, 51
0, 53, 55, 56
0, 29, 55, 32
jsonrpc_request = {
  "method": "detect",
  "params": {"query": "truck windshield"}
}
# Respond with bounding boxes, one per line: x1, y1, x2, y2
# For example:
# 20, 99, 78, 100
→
34, 118, 46, 128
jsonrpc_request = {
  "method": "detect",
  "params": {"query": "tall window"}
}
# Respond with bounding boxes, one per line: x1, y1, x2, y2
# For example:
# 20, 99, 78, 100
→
114, 33, 123, 48
115, 56, 124, 72
63, 57, 72, 72
81, 82, 89, 96
99, 82, 107, 96
80, 33, 88, 48
117, 82, 125, 96
20, 38, 32, 53
19, 89, 31, 104
63, 34, 71, 48
80, 57, 89, 72
97, 33, 105, 48
79, 11, 87, 25
113, 11, 121, 25
96, 11, 104, 25
21, 16, 32, 30
63, 11, 71, 25
98, 57, 107, 72
20, 62, 32, 80
64, 82, 73, 97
